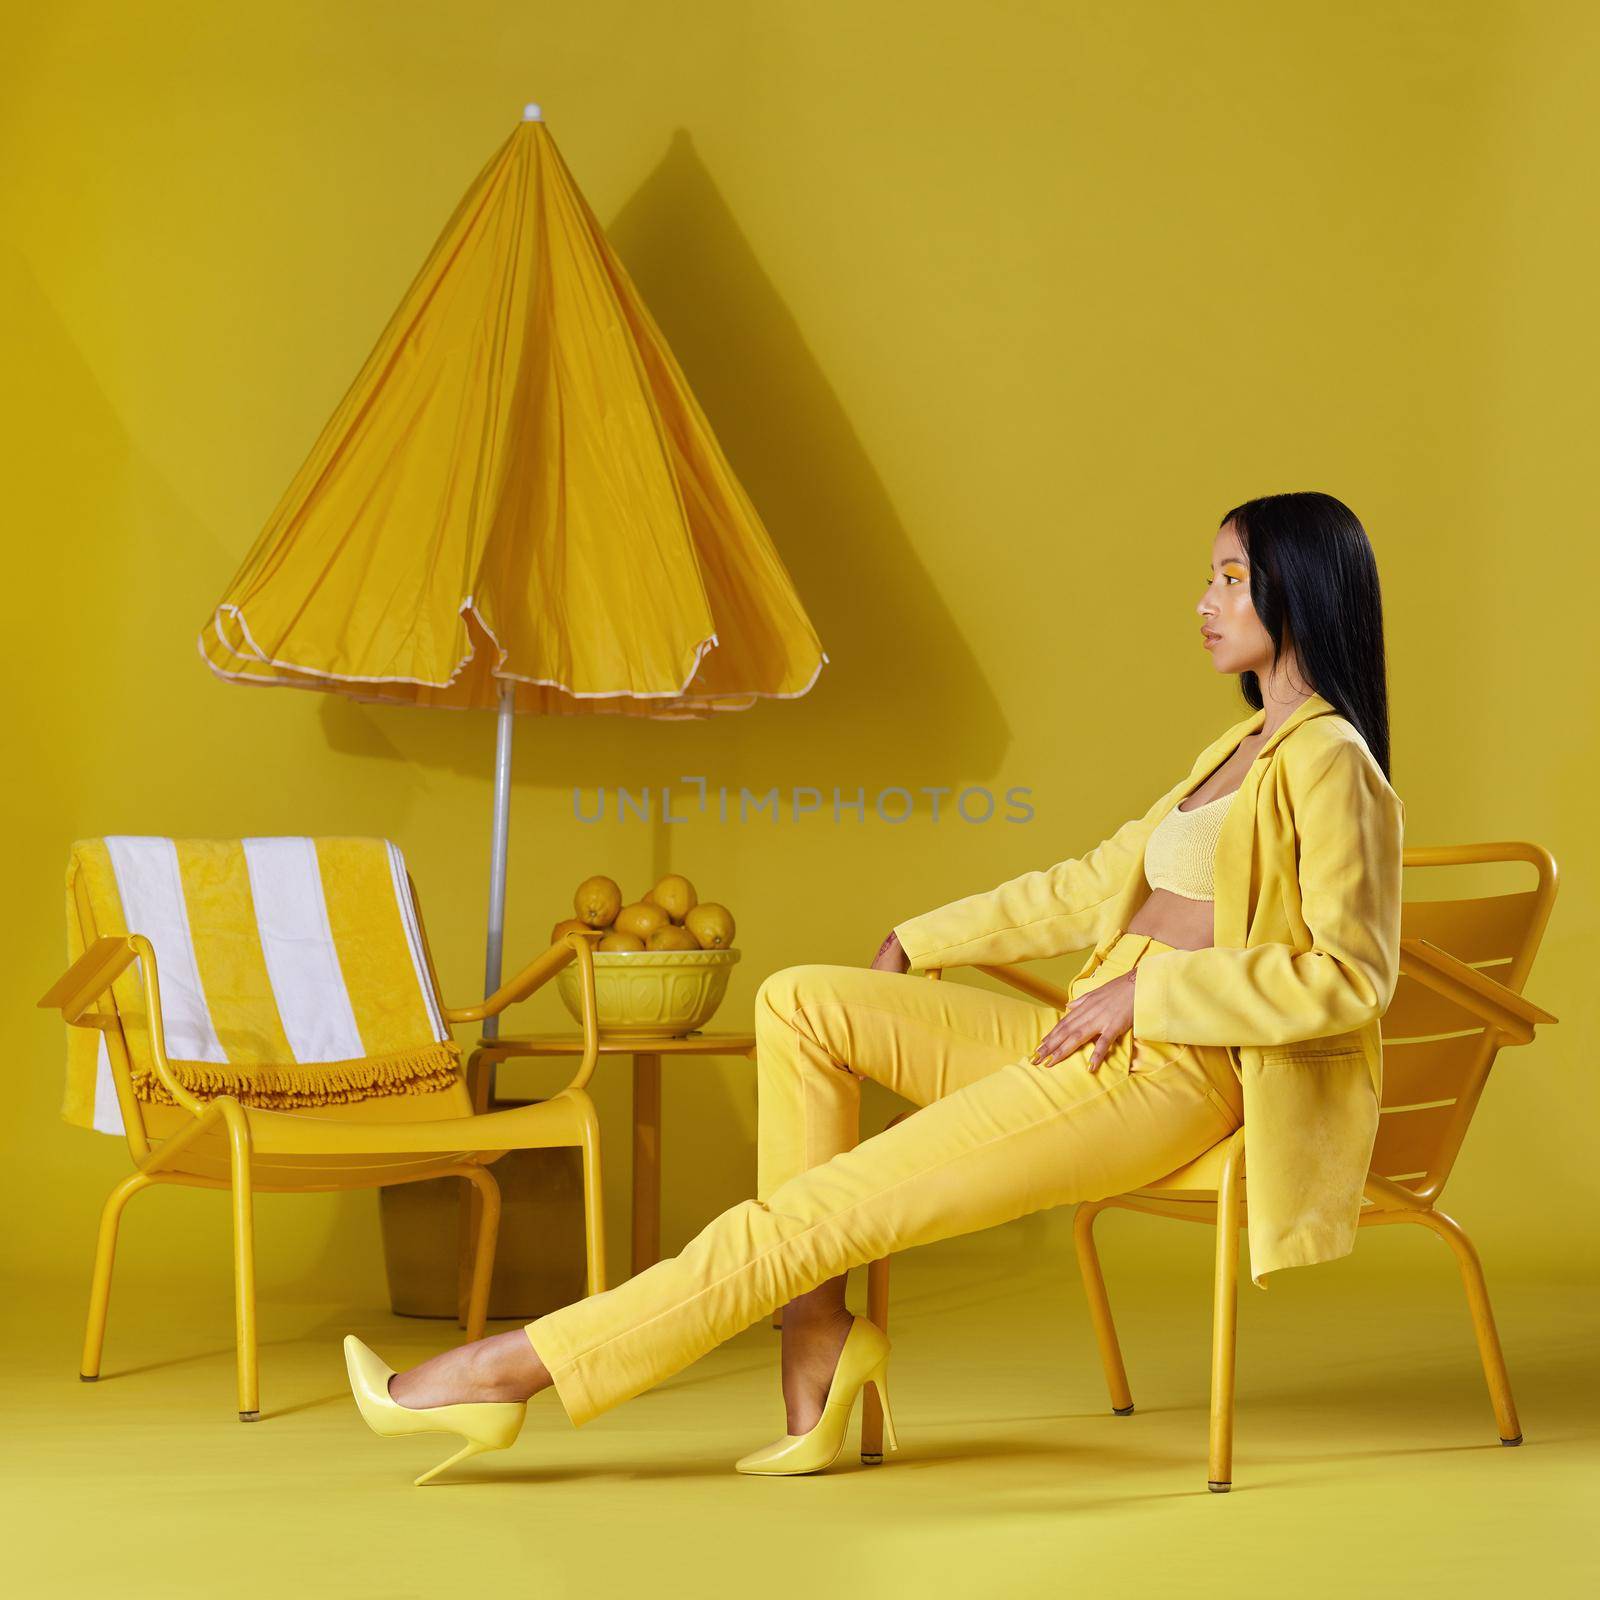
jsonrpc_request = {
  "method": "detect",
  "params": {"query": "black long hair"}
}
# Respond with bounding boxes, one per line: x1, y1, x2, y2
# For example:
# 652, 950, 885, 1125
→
1218, 491, 1392, 781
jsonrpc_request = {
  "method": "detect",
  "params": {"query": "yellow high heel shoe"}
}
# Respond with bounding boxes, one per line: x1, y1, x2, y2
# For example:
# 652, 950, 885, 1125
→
343, 1335, 528, 1486
734, 1314, 900, 1475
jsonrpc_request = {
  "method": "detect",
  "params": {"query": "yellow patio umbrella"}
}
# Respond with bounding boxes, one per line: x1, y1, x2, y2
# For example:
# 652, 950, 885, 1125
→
201, 105, 828, 1030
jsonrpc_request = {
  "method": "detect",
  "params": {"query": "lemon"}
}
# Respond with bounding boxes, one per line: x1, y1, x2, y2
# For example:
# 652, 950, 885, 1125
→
615, 900, 669, 941
598, 930, 647, 951
550, 916, 593, 945
649, 874, 698, 923
574, 875, 622, 929
648, 925, 700, 951
685, 902, 735, 949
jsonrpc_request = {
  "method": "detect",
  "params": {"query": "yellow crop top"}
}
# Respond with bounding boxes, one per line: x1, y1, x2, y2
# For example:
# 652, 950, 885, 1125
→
1142, 787, 1238, 901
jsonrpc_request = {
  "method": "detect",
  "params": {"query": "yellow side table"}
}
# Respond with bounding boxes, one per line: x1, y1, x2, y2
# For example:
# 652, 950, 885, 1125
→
467, 1031, 757, 1279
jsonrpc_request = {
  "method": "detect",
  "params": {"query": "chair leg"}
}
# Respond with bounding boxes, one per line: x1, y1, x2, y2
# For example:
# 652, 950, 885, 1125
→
456, 1166, 502, 1344
1406, 1207, 1523, 1445
861, 1252, 892, 1463
1207, 1149, 1244, 1493
572, 1091, 608, 1297
80, 1172, 152, 1381
1073, 1200, 1134, 1415
223, 1111, 259, 1421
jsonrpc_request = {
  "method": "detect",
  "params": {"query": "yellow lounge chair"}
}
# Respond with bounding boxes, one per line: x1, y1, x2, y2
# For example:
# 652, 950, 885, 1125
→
859, 841, 1560, 1490
39, 836, 606, 1421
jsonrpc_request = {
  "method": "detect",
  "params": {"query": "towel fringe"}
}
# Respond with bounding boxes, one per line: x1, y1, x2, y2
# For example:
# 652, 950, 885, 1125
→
132, 1040, 464, 1111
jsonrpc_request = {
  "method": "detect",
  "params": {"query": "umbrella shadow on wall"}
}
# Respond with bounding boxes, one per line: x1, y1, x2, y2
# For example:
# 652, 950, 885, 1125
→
316, 129, 1007, 799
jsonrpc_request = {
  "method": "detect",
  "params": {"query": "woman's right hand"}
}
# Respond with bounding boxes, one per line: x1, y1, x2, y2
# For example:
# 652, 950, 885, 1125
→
871, 931, 911, 973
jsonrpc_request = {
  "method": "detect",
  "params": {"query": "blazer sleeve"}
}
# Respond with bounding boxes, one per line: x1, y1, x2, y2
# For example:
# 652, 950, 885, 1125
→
1131, 738, 1405, 1047
892, 783, 1182, 971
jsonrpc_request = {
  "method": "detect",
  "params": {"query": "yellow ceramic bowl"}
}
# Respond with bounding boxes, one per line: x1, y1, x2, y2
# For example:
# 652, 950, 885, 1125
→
557, 947, 741, 1039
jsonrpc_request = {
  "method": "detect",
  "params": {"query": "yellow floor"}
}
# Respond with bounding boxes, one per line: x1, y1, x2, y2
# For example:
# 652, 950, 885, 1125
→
5, 1227, 1595, 1599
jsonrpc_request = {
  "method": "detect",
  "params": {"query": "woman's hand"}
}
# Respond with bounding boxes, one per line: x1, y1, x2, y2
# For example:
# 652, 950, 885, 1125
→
871, 931, 911, 973
1031, 970, 1137, 1072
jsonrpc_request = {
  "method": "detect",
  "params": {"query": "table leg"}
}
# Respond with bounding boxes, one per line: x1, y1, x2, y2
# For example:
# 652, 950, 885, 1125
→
466, 1047, 499, 1115
632, 1053, 662, 1277
457, 1047, 502, 1322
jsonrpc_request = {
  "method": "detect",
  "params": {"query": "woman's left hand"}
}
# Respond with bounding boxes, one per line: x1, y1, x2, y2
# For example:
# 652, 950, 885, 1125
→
1030, 970, 1137, 1072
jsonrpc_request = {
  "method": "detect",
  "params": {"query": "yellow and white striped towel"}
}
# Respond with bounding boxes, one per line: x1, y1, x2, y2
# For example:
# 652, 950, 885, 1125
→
63, 837, 462, 1134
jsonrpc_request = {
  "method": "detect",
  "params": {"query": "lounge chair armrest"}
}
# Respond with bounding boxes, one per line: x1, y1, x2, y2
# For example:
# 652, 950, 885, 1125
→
551, 933, 602, 1094
38, 934, 208, 1115
442, 930, 605, 1024
972, 962, 1071, 1009
37, 936, 140, 1027
1398, 935, 1558, 1044
916, 960, 1071, 1011
445, 932, 603, 1095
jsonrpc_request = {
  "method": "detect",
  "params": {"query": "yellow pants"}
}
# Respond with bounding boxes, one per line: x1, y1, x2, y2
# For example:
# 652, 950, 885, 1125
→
523, 931, 1244, 1428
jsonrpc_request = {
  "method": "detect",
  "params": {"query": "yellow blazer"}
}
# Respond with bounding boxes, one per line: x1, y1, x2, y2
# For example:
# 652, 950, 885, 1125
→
892, 690, 1405, 1287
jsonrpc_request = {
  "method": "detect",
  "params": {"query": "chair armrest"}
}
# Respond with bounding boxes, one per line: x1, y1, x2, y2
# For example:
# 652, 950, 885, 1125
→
1363, 1169, 1430, 1212
37, 934, 208, 1115
441, 930, 604, 1023
971, 963, 1071, 1009
37, 936, 141, 1027
444, 931, 603, 1095
1398, 936, 1558, 1044
915, 960, 1070, 1011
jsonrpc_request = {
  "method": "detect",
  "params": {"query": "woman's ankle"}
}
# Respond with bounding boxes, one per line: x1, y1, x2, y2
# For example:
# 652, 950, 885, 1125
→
498, 1329, 553, 1400
390, 1329, 551, 1407
782, 1277, 851, 1328
780, 1313, 855, 1432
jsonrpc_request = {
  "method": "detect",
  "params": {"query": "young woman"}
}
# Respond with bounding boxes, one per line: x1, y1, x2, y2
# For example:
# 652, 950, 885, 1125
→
344, 489, 1405, 1485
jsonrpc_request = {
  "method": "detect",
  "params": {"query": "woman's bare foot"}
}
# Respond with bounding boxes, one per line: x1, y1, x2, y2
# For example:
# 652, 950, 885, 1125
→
781, 1273, 856, 1433
387, 1327, 554, 1408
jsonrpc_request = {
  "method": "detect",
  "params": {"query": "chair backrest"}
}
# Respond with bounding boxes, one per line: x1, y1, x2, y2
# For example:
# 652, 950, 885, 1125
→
65, 836, 468, 1142
1373, 842, 1558, 1201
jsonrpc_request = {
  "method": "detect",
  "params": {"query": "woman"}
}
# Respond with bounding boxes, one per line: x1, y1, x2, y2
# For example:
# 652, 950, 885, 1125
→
344, 489, 1405, 1486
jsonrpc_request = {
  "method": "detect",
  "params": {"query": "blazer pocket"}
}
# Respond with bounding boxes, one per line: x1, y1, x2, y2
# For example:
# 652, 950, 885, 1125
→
1258, 1042, 1365, 1066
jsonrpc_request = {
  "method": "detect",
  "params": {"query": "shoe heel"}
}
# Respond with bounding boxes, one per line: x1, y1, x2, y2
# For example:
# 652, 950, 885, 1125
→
414, 1437, 495, 1487
867, 1361, 899, 1453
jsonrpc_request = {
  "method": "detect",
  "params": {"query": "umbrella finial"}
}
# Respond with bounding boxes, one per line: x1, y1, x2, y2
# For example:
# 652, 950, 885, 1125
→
522, 103, 543, 122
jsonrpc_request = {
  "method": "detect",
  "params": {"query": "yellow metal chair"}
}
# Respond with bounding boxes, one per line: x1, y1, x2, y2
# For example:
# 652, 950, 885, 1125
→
858, 842, 1560, 1489
39, 838, 606, 1421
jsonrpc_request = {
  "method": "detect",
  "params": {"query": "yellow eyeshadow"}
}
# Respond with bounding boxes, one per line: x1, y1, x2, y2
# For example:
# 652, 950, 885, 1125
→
1221, 563, 1248, 578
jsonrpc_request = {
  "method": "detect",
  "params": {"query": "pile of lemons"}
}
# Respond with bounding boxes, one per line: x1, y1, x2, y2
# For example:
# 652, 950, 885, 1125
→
553, 874, 736, 953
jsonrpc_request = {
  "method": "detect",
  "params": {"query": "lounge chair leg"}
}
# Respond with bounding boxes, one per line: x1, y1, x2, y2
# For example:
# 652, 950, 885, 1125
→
1208, 1146, 1244, 1492
572, 1090, 607, 1296
1409, 1207, 1523, 1445
80, 1172, 152, 1381
457, 1166, 501, 1344
861, 1253, 892, 1463
1073, 1200, 1134, 1415
224, 1109, 259, 1420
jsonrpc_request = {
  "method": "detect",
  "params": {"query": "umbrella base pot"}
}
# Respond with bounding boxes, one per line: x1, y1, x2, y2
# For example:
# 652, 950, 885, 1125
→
378, 1097, 587, 1321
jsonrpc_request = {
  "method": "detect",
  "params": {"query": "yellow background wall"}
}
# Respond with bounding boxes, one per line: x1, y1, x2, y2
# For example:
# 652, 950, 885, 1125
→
2, 0, 1593, 1313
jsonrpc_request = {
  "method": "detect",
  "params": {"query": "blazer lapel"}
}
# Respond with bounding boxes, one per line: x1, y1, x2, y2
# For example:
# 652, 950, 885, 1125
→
1211, 690, 1339, 946
1115, 691, 1340, 950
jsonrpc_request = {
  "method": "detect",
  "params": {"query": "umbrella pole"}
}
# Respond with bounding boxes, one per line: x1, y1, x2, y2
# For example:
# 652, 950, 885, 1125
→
481, 684, 516, 1040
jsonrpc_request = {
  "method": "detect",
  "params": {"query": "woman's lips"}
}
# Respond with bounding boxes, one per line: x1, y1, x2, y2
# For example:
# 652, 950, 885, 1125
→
1202, 631, 1222, 648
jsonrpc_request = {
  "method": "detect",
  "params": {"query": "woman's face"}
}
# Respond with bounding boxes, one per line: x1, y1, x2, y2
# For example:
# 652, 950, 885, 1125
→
1196, 521, 1276, 678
